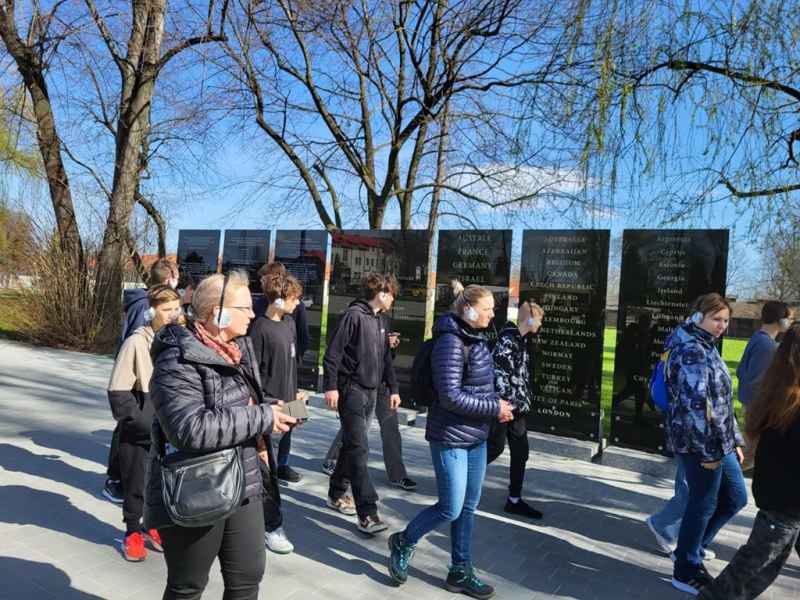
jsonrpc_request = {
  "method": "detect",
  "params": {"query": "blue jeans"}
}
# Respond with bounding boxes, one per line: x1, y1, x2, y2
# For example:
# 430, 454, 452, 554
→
404, 442, 487, 565
277, 430, 292, 468
675, 451, 748, 577
650, 460, 689, 546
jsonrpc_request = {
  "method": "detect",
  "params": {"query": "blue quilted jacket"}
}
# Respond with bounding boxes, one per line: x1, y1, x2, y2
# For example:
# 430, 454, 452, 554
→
664, 323, 744, 463
426, 313, 500, 447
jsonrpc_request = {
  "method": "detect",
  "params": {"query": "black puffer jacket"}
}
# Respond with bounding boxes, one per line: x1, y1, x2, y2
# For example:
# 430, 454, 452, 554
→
144, 323, 275, 530
426, 313, 500, 447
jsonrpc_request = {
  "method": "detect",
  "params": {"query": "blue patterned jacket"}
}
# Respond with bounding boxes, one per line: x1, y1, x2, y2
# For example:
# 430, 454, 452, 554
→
664, 323, 744, 463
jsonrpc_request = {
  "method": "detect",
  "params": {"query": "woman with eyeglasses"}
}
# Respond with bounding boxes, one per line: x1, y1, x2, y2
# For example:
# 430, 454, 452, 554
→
146, 271, 296, 600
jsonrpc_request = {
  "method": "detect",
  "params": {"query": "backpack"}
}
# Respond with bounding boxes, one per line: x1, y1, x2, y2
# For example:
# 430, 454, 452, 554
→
649, 350, 672, 412
411, 336, 470, 408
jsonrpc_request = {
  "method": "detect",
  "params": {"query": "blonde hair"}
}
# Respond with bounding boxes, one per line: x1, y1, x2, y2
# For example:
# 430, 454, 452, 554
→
192, 271, 250, 322
450, 280, 493, 315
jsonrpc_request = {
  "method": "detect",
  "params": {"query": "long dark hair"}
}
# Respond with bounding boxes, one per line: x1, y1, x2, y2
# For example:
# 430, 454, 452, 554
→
745, 323, 800, 447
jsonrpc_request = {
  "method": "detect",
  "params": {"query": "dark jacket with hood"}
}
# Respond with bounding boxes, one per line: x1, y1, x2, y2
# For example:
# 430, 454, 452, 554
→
426, 313, 500, 447
322, 299, 398, 394
144, 322, 276, 530
118, 288, 149, 353
664, 322, 744, 463
493, 321, 532, 414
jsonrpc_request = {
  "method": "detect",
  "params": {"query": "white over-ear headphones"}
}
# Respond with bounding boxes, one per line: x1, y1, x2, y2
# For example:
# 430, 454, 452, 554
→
465, 305, 479, 322
144, 307, 155, 323
378, 292, 389, 304
689, 311, 704, 325
274, 297, 285, 309
779, 317, 792, 330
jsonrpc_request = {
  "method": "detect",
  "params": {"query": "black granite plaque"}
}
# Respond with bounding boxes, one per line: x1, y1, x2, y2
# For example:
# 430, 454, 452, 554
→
434, 230, 512, 342
327, 230, 430, 406
520, 230, 609, 441
610, 229, 729, 453
177, 229, 221, 280
274, 230, 328, 390
221, 230, 271, 294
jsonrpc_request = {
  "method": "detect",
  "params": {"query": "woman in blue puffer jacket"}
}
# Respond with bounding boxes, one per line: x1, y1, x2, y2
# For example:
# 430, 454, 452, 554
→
388, 281, 513, 599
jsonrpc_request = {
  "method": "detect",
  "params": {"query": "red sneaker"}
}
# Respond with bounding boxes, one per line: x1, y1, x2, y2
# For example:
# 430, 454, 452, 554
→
121, 531, 147, 562
145, 529, 163, 552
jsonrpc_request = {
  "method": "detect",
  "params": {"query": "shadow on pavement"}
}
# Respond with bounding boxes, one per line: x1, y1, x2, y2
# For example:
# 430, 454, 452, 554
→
21, 430, 110, 468
0, 485, 118, 546
0, 556, 106, 599
0, 443, 105, 492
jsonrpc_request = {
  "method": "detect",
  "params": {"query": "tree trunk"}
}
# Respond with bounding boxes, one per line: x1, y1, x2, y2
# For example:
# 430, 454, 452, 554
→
0, 15, 84, 271
94, 1, 165, 342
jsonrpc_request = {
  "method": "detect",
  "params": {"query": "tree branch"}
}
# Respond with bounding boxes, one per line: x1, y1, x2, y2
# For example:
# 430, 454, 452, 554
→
719, 176, 800, 199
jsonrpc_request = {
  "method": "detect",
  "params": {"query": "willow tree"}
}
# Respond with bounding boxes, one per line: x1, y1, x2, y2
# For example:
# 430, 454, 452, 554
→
540, 0, 800, 231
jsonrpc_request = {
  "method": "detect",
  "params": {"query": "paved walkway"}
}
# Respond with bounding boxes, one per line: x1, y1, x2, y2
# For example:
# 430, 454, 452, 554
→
0, 338, 797, 600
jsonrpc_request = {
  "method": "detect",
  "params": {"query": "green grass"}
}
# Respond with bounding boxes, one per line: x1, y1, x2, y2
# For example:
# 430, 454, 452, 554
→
600, 327, 747, 435
0, 290, 27, 340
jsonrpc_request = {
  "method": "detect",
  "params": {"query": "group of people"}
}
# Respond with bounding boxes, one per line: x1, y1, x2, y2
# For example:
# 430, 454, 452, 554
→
644, 295, 800, 598
103, 257, 545, 599
102, 257, 800, 600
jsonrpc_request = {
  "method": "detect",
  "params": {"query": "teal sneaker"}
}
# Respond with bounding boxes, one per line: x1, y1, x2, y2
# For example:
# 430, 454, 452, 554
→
445, 564, 495, 599
387, 531, 416, 584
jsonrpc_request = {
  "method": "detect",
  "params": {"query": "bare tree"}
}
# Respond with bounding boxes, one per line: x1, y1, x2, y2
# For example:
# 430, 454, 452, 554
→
221, 0, 588, 232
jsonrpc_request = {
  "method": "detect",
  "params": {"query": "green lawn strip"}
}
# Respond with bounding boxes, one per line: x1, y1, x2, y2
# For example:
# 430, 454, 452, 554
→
0, 290, 27, 340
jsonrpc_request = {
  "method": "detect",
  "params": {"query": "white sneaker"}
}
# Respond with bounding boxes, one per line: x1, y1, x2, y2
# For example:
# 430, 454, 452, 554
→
671, 549, 716, 562
265, 527, 294, 554
646, 516, 675, 554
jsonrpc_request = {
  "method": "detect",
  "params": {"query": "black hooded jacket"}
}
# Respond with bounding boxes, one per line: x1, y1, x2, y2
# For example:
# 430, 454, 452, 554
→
144, 323, 275, 530
322, 299, 398, 394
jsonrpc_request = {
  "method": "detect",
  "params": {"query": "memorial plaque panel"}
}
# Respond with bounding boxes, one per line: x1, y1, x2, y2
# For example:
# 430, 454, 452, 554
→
610, 229, 729, 453
327, 230, 429, 405
177, 229, 221, 280
274, 230, 328, 390
434, 230, 512, 342
221, 230, 271, 294
520, 230, 609, 440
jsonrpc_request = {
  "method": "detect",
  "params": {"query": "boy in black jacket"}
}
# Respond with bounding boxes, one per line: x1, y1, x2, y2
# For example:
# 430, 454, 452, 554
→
324, 273, 400, 534
489, 299, 545, 519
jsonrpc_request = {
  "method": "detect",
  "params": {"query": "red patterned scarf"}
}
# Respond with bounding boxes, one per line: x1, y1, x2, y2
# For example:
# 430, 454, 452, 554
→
193, 321, 242, 365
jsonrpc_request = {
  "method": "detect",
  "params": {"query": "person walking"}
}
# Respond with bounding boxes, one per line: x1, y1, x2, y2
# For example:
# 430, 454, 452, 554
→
103, 258, 179, 505
323, 273, 400, 534
665, 293, 748, 596
488, 299, 544, 519
249, 266, 305, 554
698, 323, 800, 600
321, 319, 416, 491
107, 285, 183, 561
146, 272, 295, 600
388, 281, 514, 599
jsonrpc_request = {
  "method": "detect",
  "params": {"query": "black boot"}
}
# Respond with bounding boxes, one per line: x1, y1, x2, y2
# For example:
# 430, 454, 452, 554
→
445, 564, 495, 599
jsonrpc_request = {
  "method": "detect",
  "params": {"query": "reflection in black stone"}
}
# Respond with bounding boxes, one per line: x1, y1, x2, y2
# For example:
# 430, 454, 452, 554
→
520, 230, 609, 441
610, 229, 728, 453
327, 230, 430, 407
221, 230, 271, 294
434, 230, 512, 343
274, 230, 328, 390
177, 230, 221, 280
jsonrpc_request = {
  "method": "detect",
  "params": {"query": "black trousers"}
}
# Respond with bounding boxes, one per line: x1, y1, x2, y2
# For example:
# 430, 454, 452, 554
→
107, 422, 121, 481
487, 414, 529, 498
118, 439, 147, 532
329, 383, 379, 519
699, 509, 800, 600
160, 499, 266, 600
